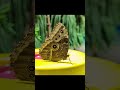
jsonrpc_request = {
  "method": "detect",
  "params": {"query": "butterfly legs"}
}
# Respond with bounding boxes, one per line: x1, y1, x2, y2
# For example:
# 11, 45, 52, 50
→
67, 54, 73, 64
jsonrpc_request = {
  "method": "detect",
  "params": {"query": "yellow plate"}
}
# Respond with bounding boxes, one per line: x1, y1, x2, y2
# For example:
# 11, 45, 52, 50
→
35, 49, 85, 75
0, 53, 10, 66
0, 78, 34, 90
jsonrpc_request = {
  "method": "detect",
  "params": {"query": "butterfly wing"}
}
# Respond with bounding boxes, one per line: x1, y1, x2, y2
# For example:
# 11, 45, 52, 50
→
10, 30, 35, 81
39, 23, 69, 62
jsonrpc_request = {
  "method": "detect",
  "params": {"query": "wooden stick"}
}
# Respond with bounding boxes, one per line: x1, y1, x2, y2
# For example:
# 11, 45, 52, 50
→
46, 15, 51, 37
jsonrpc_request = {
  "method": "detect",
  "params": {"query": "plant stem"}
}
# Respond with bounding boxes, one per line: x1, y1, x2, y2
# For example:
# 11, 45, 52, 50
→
46, 15, 51, 37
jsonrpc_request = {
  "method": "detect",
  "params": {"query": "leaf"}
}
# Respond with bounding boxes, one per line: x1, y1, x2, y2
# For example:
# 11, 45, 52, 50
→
0, 3, 10, 14
0, 14, 6, 21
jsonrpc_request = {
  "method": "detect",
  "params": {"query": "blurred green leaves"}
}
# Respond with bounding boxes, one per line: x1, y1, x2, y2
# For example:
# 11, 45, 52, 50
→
0, 3, 10, 21
35, 18, 42, 48
0, 2, 15, 53
0, 0, 32, 53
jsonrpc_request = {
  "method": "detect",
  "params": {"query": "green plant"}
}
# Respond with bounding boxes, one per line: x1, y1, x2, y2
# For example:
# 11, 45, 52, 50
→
0, 0, 33, 53
86, 0, 120, 56
0, 3, 15, 53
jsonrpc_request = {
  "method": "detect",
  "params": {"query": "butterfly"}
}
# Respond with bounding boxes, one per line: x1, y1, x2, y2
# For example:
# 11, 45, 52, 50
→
39, 22, 71, 63
10, 25, 35, 82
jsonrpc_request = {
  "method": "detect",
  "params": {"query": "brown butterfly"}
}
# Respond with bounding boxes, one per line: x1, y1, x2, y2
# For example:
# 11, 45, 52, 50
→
10, 26, 35, 82
39, 23, 71, 63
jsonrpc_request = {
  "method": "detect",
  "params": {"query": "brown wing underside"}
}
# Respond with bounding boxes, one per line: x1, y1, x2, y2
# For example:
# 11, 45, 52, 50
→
40, 38, 69, 62
12, 43, 35, 81
10, 30, 35, 81
39, 23, 69, 62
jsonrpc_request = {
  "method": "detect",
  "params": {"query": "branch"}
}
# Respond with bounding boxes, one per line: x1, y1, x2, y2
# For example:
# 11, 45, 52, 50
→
46, 15, 51, 37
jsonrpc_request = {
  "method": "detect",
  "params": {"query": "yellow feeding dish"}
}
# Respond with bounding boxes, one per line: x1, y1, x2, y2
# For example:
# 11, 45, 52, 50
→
0, 53, 10, 66
0, 54, 34, 90
0, 78, 34, 90
35, 49, 85, 75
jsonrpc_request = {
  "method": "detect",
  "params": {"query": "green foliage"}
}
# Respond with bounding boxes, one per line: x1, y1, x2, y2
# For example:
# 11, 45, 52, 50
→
35, 15, 85, 49
0, 3, 10, 20
0, 0, 32, 53
0, 3, 15, 53
35, 16, 43, 48
86, 0, 120, 55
